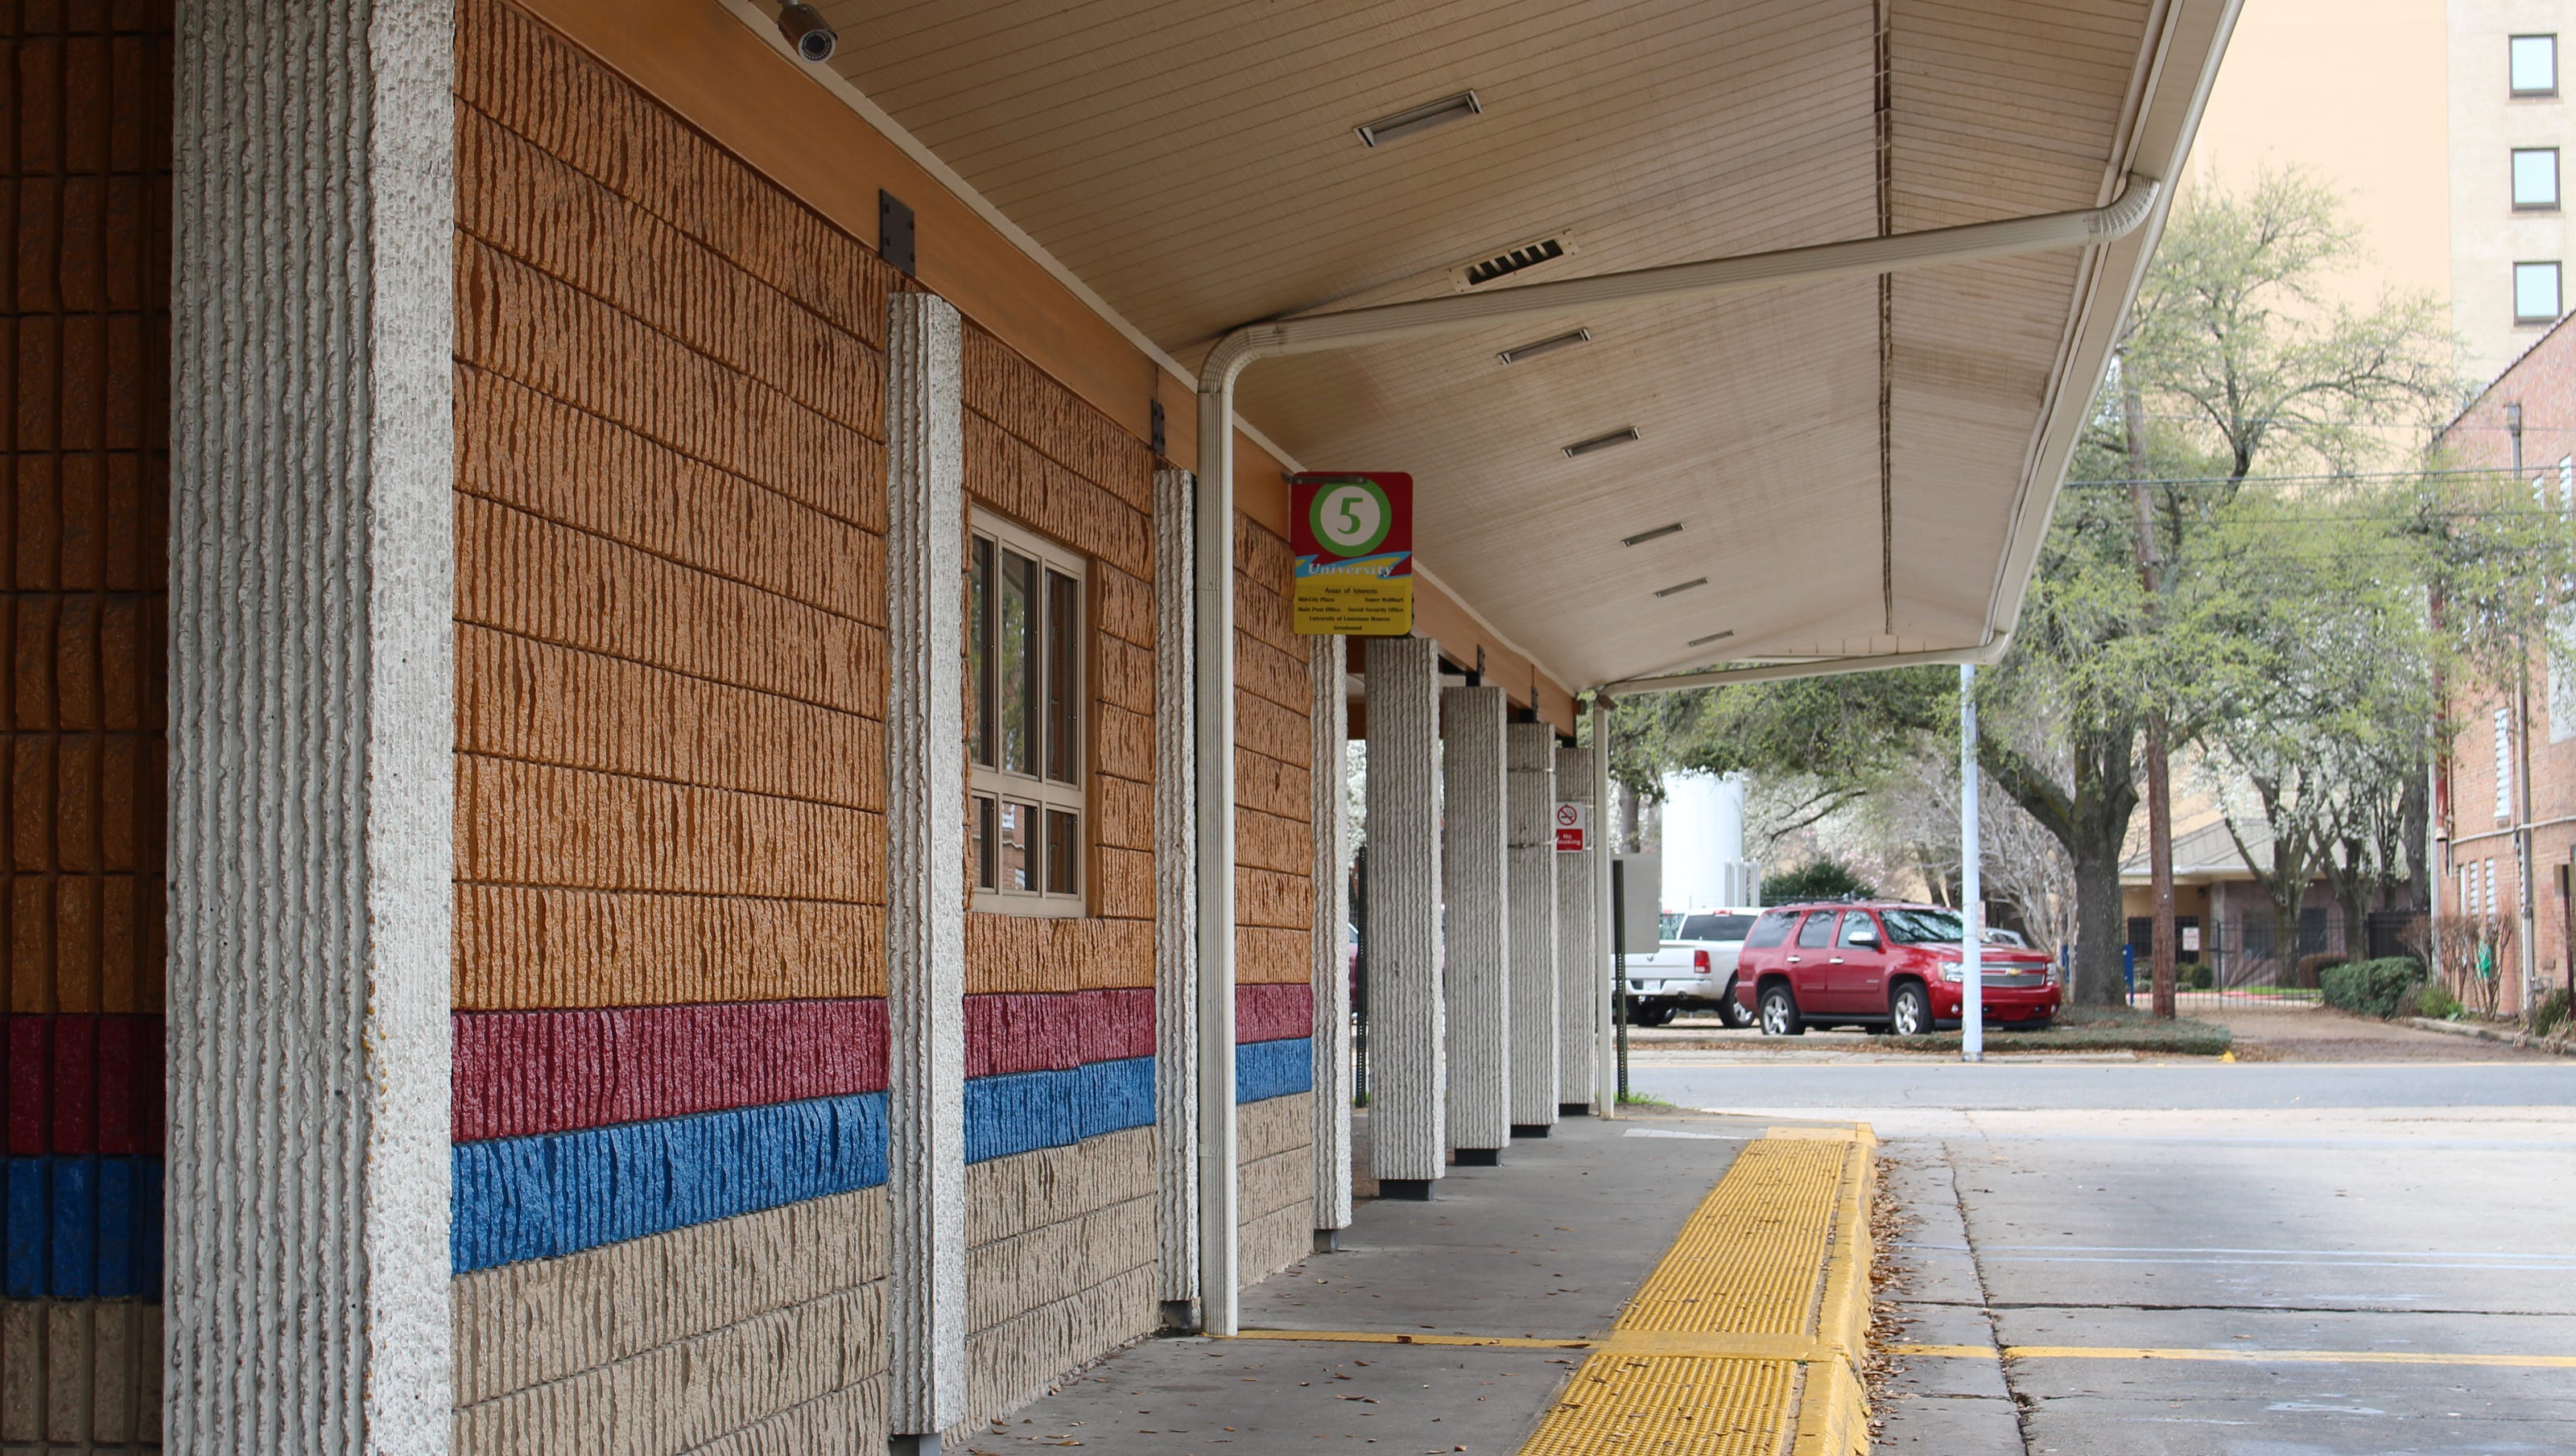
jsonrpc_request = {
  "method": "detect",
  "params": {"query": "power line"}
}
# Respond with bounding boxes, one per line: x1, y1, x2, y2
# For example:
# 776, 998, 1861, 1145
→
2064, 466, 2541, 489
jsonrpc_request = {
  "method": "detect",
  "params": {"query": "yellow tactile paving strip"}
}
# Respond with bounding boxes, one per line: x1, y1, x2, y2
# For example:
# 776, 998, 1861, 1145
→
1511, 1127, 1877, 1456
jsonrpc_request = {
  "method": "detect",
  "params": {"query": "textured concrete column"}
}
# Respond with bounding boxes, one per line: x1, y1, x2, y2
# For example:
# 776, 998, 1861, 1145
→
1555, 744, 1600, 1111
1506, 723, 1560, 1134
1364, 637, 1444, 1194
886, 293, 968, 1446
1310, 636, 1354, 1235
166, 2, 456, 1448
1441, 685, 1509, 1160
1152, 466, 1200, 1315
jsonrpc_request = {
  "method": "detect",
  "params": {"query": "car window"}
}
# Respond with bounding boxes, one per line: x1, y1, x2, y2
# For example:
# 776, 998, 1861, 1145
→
1743, 911, 1794, 949
1837, 911, 1879, 947
1881, 907, 1966, 944
1703, 914, 1754, 940
1660, 913, 1682, 939
1794, 912, 1834, 949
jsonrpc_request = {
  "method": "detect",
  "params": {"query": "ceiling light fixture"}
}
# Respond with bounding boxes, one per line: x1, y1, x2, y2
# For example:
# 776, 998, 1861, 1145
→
1563, 427, 1641, 459
1621, 522, 1683, 547
1654, 578, 1709, 598
1687, 629, 1736, 647
1497, 328, 1592, 365
1354, 90, 1484, 147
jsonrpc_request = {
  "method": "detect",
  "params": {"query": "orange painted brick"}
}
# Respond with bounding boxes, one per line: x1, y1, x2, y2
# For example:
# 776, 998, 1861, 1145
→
455, 885, 886, 1008
98, 871, 137, 1014
52, 874, 96, 1013
97, 733, 138, 871
458, 755, 886, 904
51, 594, 97, 729
1234, 750, 1311, 826
52, 736, 93, 872
97, 593, 140, 729
457, 368, 886, 620
455, 497, 885, 719
1232, 807, 1310, 877
15, 457, 60, 591
1235, 866, 1315, 933
1093, 846, 1154, 922
55, 455, 97, 592
457, 627, 883, 813
1235, 695, 1309, 772
14, 738, 52, 870
1236, 926, 1314, 988
1232, 633, 1310, 716
1094, 705, 1152, 786
1233, 574, 1293, 650
1091, 566, 1153, 652
12, 876, 50, 1012
1092, 637, 1152, 718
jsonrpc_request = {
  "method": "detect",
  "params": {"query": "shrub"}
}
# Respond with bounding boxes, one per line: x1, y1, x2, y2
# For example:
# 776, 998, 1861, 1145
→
2535, 986, 2574, 1039
2186, 963, 2215, 991
2401, 980, 2462, 1021
2293, 952, 2347, 988
1761, 858, 1874, 903
2320, 957, 2425, 1019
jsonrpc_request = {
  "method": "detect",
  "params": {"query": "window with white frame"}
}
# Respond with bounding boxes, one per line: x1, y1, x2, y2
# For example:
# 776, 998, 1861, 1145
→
2496, 707, 2516, 821
967, 513, 1088, 915
2516, 261, 2563, 324
2512, 33, 2558, 96
2516, 147, 2562, 209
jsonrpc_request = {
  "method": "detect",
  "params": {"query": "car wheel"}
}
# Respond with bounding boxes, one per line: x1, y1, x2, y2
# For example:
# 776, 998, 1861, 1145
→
1890, 982, 1931, 1037
1718, 985, 1755, 1029
1759, 984, 1804, 1037
1650, 1002, 1679, 1027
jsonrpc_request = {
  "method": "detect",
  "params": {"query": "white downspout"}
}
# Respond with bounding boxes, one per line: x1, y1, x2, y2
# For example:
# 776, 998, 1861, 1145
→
1190, 174, 2161, 1334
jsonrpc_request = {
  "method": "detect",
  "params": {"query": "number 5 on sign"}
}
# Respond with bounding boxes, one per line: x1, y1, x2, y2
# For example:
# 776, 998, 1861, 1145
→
1288, 472, 1413, 636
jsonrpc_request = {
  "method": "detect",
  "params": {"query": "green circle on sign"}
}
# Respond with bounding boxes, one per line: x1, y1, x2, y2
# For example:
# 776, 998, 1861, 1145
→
1311, 480, 1392, 556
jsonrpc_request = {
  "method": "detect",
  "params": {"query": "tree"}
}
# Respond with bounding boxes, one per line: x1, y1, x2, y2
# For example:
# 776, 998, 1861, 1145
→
1761, 859, 1875, 903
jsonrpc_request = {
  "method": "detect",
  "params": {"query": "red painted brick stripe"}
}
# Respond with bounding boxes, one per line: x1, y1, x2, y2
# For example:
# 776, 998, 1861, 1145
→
2, 1016, 165, 1158
965, 989, 1154, 1079
452, 1000, 888, 1143
1237, 983, 1313, 1046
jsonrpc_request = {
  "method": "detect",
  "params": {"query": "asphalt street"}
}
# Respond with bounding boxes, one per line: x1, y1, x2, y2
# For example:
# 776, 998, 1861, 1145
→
1632, 1048, 2576, 1454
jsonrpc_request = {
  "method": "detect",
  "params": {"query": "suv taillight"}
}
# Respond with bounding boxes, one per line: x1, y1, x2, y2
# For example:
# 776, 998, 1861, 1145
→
1693, 950, 1713, 975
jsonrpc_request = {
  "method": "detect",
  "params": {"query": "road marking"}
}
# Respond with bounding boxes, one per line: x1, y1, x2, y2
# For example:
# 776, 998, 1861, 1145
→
1900, 1243, 2576, 1260
1890, 1343, 2576, 1369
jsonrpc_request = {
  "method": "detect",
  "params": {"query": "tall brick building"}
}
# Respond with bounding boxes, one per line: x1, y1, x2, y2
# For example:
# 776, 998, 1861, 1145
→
0, 0, 2225, 1450
2438, 310, 2576, 1016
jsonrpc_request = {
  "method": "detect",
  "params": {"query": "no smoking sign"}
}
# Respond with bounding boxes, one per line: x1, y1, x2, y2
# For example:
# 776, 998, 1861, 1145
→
1554, 801, 1588, 853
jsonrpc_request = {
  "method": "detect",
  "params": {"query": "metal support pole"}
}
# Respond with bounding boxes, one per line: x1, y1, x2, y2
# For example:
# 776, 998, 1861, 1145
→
1960, 664, 1985, 1062
1612, 860, 1630, 1105
1591, 699, 1619, 1117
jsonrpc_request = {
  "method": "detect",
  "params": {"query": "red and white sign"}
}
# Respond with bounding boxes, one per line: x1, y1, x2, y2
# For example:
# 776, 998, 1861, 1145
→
1554, 802, 1589, 853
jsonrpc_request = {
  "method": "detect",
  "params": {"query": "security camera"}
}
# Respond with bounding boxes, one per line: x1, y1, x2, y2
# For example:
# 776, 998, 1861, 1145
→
777, 2, 836, 64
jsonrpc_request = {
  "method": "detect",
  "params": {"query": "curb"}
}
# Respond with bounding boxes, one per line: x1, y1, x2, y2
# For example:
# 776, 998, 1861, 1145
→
2406, 1017, 2576, 1057
1791, 1124, 1877, 1456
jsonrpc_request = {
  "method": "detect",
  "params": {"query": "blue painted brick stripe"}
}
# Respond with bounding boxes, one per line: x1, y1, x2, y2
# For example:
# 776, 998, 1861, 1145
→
4, 1156, 162, 1300
1236, 1037, 1311, 1105
964, 1055, 1154, 1165
452, 1091, 887, 1274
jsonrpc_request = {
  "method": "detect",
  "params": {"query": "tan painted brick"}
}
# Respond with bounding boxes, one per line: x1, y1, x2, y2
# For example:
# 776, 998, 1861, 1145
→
453, 1187, 888, 1409
962, 1128, 1159, 1249
691, 1377, 887, 1456
1241, 1143, 1315, 1227
1239, 1201, 1312, 1289
959, 1265, 1158, 1435
1239, 1091, 1312, 1166
457, 368, 886, 610
456, 497, 885, 718
454, 886, 885, 1008
458, 627, 882, 813
966, 1196, 1155, 1337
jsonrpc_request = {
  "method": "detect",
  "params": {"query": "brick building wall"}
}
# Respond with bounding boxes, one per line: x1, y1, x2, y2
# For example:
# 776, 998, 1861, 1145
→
1, 2, 171, 1449
2438, 314, 2576, 1013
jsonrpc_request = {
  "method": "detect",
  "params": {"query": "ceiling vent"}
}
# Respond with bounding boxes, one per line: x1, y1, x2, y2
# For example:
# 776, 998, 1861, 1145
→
1355, 90, 1484, 148
1687, 629, 1736, 647
1563, 427, 1641, 459
1654, 578, 1709, 599
1621, 522, 1683, 547
1448, 231, 1580, 291
1497, 327, 1592, 365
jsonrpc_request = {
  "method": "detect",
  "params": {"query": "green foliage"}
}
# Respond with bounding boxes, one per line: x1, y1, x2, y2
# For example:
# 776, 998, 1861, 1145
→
2396, 979, 2462, 1021
2186, 963, 2215, 991
2534, 987, 2574, 1039
2319, 957, 2426, 1019
1761, 858, 1875, 903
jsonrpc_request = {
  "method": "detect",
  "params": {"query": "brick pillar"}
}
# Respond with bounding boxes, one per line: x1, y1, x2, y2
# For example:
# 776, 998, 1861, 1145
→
884, 292, 968, 1450
165, 0, 457, 1446
1441, 684, 1509, 1160
1507, 722, 1560, 1133
1364, 636, 1443, 1194
1555, 744, 1600, 1111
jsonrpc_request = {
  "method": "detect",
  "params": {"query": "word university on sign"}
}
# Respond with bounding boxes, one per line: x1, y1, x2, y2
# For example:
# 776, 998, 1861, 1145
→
1554, 802, 1588, 853
1289, 472, 1413, 636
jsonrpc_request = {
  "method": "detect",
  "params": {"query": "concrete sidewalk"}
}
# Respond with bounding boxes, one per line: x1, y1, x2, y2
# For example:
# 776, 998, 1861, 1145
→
961, 1111, 1875, 1455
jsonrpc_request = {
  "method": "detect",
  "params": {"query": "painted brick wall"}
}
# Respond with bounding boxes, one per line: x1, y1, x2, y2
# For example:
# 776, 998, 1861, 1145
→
1, 2, 171, 1449
448, 2, 896, 1448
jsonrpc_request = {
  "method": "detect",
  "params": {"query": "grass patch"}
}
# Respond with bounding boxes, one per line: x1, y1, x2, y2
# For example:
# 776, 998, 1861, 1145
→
1881, 1004, 2233, 1056
1617, 1089, 1678, 1107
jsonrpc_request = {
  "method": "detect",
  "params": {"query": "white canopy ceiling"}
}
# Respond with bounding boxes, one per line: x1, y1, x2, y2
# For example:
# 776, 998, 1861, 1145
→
820, 0, 2234, 689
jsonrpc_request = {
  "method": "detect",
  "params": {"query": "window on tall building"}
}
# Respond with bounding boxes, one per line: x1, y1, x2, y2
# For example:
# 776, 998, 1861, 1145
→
2516, 260, 2563, 324
2512, 34, 2558, 96
2516, 147, 2562, 209
968, 513, 1088, 916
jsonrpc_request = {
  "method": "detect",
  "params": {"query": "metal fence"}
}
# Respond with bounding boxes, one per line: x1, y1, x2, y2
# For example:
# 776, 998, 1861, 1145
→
2121, 909, 2424, 1008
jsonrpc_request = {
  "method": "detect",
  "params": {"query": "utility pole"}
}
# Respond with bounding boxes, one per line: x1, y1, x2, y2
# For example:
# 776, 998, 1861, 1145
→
2124, 379, 2178, 1019
2511, 404, 2540, 1015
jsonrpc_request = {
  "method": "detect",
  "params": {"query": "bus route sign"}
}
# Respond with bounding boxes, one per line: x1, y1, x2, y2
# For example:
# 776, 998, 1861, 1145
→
1288, 472, 1413, 636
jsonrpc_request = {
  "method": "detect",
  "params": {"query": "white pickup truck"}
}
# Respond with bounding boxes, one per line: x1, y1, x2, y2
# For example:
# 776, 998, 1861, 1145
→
1618, 909, 1762, 1027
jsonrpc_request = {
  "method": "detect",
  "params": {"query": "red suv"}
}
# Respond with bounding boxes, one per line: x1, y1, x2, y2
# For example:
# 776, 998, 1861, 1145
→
1732, 901, 2059, 1036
